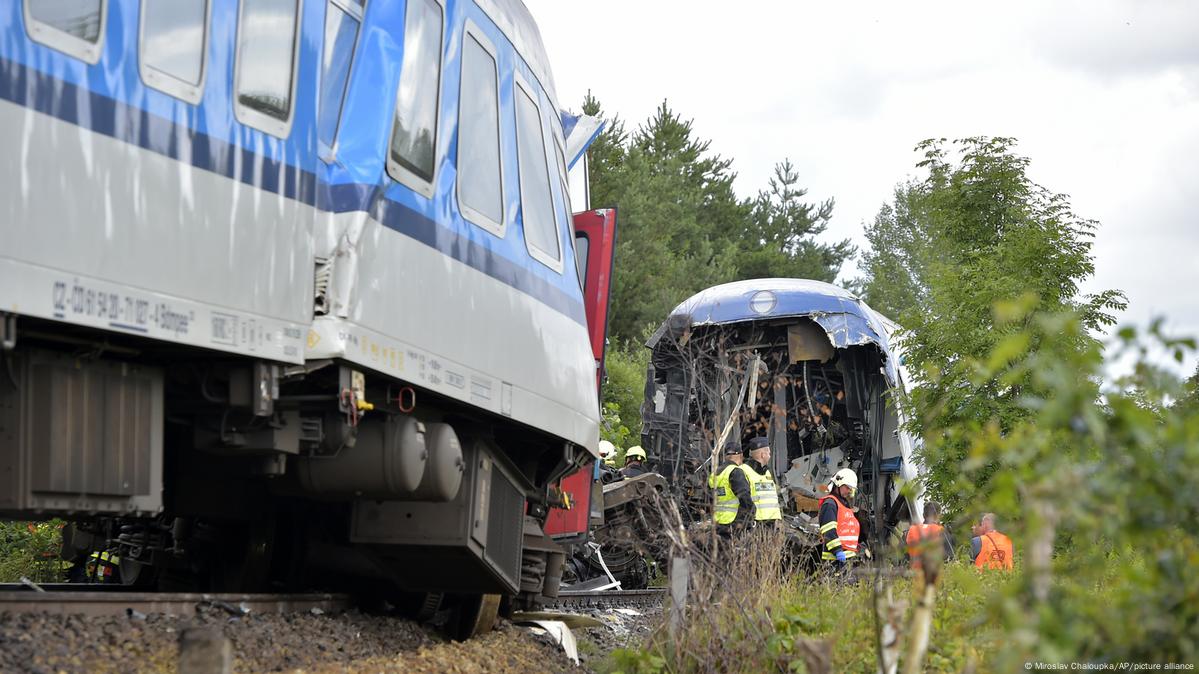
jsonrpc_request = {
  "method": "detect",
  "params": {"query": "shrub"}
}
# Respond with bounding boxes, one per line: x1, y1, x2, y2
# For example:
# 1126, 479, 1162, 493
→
607, 315, 1198, 671
0, 520, 65, 583
603, 341, 649, 444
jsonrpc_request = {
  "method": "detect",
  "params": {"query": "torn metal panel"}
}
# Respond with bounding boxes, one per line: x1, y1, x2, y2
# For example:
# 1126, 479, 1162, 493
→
787, 323, 834, 363
560, 112, 605, 170
646, 278, 902, 386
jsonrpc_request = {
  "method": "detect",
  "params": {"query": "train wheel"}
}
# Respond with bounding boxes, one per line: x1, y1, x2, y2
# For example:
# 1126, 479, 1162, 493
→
451, 593, 501, 640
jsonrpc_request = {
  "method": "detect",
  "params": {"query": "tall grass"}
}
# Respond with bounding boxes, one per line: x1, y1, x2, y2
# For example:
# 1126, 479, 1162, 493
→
607, 552, 1016, 673
599, 492, 1019, 674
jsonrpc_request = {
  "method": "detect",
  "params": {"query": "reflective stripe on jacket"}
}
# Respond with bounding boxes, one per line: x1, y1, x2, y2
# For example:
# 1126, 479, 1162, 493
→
819, 494, 860, 560
709, 463, 742, 525
88, 551, 120, 581
740, 463, 782, 521
975, 531, 1014, 571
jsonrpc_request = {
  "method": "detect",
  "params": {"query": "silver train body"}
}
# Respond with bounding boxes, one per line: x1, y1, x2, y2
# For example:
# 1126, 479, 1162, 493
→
0, 0, 607, 609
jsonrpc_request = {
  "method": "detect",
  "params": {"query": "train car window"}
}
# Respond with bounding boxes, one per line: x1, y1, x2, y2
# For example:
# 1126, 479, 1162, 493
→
23, 0, 107, 64
234, 0, 300, 137
554, 139, 569, 192
552, 134, 572, 219
387, 0, 444, 196
140, 0, 208, 104
318, 0, 365, 153
515, 82, 562, 271
456, 29, 504, 235
574, 233, 589, 288
555, 136, 576, 278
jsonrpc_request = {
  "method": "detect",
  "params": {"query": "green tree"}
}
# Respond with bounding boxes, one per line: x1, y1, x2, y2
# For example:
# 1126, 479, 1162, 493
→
584, 99, 854, 344
584, 99, 746, 343
1177, 363, 1199, 414
580, 92, 627, 208
855, 182, 927, 319
858, 137, 1126, 510
727, 159, 853, 282
937, 310, 1198, 666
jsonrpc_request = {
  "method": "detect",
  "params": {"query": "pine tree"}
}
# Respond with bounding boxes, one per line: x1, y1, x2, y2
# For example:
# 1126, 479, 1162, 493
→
730, 159, 853, 282
584, 99, 743, 343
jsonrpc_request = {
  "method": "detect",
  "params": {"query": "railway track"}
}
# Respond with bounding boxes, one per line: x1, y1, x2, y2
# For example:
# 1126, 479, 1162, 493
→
548, 587, 666, 610
0, 581, 662, 618
0, 583, 351, 618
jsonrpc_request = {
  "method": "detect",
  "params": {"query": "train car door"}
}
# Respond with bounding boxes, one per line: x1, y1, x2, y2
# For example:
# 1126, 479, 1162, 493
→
573, 208, 617, 390
543, 209, 617, 540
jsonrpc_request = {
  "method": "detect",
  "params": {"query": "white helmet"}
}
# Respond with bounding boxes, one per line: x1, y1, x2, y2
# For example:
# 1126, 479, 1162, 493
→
598, 440, 615, 459
830, 468, 858, 494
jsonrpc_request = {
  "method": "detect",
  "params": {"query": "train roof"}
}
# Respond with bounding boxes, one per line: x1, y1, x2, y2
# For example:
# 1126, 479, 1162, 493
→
646, 278, 897, 358
478, 0, 608, 168
478, 0, 558, 103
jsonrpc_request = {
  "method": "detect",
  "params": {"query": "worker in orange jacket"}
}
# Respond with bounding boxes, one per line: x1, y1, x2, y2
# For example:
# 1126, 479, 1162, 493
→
971, 513, 1014, 571
818, 468, 861, 570
904, 501, 955, 568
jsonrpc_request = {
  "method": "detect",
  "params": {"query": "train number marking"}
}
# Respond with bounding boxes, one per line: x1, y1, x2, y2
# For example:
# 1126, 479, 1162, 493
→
49, 278, 191, 337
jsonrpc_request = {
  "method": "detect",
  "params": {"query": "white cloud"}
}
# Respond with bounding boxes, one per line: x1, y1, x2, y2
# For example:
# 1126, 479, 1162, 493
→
527, 0, 1199, 373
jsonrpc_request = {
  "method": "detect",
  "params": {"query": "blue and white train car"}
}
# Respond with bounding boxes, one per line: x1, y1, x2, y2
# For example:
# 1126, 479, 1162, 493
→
0, 0, 614, 628
641, 279, 925, 550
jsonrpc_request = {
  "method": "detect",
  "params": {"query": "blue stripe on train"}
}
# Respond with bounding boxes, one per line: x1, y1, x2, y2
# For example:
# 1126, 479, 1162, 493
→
0, 56, 587, 326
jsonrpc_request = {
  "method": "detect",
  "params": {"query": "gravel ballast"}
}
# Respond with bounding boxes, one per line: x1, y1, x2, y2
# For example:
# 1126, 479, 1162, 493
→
0, 605, 585, 674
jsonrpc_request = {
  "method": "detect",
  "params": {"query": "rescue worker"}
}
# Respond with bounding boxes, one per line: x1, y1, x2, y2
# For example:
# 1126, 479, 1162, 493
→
971, 513, 1014, 571
740, 437, 782, 527
597, 440, 623, 483
819, 468, 861, 570
709, 440, 754, 538
598, 440, 617, 467
904, 502, 955, 569
86, 549, 120, 583
620, 446, 648, 478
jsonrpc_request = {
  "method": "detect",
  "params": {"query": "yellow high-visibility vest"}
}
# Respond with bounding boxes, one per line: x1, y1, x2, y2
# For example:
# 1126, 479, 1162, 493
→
708, 463, 742, 525
88, 551, 120, 581
741, 463, 782, 521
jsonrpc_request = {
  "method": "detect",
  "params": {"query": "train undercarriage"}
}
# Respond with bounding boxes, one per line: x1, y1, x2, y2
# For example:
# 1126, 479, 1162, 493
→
0, 315, 579, 637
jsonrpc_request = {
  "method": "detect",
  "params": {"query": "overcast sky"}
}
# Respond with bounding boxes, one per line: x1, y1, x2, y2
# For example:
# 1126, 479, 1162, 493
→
526, 0, 1199, 375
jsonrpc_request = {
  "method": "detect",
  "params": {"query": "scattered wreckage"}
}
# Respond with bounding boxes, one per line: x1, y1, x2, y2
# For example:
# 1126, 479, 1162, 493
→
559, 279, 926, 589
639, 279, 925, 562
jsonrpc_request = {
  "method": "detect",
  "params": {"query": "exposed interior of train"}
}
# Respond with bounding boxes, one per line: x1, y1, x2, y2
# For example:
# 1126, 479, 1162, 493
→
640, 317, 911, 550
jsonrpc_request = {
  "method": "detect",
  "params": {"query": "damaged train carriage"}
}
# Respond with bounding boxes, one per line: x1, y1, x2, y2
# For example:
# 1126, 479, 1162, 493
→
641, 279, 925, 553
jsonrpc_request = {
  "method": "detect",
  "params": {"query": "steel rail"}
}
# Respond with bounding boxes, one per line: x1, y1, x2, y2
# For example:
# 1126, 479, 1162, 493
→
0, 586, 351, 617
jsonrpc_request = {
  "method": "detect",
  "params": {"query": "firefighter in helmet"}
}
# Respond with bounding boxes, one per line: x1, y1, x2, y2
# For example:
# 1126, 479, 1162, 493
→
620, 446, 648, 478
819, 468, 861, 570
598, 439, 617, 467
